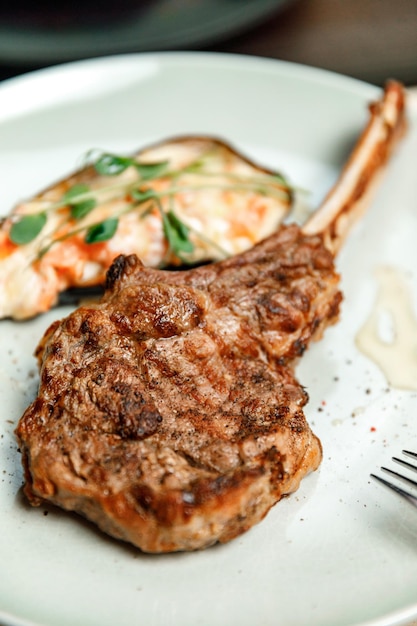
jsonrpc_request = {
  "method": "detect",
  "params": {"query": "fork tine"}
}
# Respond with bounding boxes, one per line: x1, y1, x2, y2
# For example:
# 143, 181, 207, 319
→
392, 456, 417, 473
381, 466, 417, 489
403, 450, 417, 459
371, 449, 417, 508
370, 473, 417, 507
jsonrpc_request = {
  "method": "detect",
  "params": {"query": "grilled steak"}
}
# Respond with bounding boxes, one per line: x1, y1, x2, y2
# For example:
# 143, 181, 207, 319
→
15, 81, 406, 552
16, 225, 336, 551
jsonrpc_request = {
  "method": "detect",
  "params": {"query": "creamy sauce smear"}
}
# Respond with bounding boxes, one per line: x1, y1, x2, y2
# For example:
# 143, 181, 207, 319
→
355, 266, 417, 391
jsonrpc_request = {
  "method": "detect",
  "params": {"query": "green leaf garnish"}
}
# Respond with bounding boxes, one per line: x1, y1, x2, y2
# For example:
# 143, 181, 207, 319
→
62, 183, 90, 202
94, 154, 135, 176
10, 212, 47, 245
70, 199, 97, 220
131, 188, 157, 203
162, 210, 194, 256
134, 160, 169, 180
93, 153, 169, 182
85, 218, 119, 244
13, 145, 293, 263
62, 184, 97, 220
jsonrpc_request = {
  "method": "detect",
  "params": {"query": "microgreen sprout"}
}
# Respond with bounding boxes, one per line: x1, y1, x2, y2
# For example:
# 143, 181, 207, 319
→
8, 146, 292, 263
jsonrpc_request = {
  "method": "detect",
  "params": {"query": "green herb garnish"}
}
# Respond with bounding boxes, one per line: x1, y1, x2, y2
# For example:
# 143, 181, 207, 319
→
162, 209, 194, 257
9, 146, 292, 263
94, 153, 169, 180
10, 212, 47, 245
85, 218, 119, 244
63, 184, 97, 220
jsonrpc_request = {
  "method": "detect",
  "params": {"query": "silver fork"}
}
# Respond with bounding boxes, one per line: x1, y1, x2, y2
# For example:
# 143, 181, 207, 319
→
371, 450, 417, 508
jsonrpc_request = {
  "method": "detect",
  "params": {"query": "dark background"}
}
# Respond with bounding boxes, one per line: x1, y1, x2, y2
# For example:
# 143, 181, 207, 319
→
215, 0, 417, 86
0, 0, 416, 86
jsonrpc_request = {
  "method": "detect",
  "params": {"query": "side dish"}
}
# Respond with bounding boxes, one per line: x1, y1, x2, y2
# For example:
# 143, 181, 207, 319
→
0, 137, 292, 320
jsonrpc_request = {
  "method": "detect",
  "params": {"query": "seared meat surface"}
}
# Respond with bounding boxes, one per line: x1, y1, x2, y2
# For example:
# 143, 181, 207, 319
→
16, 225, 336, 552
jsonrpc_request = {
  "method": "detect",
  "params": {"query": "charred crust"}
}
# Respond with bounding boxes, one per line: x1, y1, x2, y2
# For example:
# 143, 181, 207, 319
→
292, 338, 307, 357
311, 245, 335, 270
132, 467, 265, 526
113, 383, 163, 441
118, 402, 163, 441
105, 254, 139, 291
329, 291, 343, 319
288, 411, 308, 433
263, 446, 285, 481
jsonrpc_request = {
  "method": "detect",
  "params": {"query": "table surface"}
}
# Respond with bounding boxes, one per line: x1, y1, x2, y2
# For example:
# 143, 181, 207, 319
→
0, 0, 416, 86
214, 0, 417, 87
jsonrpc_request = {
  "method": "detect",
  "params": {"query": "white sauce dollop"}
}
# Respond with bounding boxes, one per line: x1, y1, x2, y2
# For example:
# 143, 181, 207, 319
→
355, 266, 417, 391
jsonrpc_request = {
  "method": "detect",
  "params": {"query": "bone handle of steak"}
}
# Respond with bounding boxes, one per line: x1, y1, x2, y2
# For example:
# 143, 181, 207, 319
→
302, 81, 407, 253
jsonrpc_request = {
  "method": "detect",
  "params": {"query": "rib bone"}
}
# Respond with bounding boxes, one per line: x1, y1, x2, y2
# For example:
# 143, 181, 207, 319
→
303, 80, 406, 252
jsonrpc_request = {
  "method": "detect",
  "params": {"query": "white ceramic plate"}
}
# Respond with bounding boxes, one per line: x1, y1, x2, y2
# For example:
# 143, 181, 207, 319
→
1, 53, 417, 626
